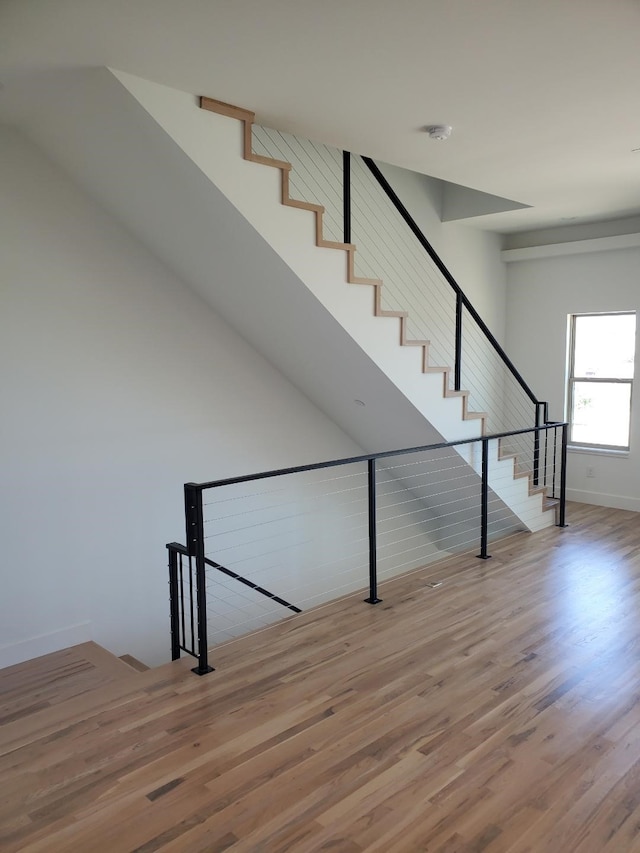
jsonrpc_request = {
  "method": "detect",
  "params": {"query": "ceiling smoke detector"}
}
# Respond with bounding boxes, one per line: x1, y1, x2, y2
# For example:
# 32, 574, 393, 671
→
425, 124, 452, 141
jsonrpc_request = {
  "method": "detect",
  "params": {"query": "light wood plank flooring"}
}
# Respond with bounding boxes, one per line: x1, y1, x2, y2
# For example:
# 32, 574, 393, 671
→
0, 642, 139, 727
2, 502, 640, 851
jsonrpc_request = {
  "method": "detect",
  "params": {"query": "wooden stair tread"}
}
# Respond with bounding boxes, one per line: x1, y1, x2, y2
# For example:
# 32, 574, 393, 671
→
119, 654, 150, 672
283, 196, 323, 214
0, 642, 139, 728
378, 308, 409, 319
199, 95, 254, 124
318, 239, 353, 251
351, 275, 383, 286
529, 486, 547, 496
250, 152, 292, 171
0, 655, 193, 756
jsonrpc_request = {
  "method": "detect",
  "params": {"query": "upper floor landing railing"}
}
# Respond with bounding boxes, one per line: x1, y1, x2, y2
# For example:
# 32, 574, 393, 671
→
168, 423, 567, 675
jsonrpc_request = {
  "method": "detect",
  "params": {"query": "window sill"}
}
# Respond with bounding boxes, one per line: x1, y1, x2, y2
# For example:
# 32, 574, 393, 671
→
568, 445, 630, 458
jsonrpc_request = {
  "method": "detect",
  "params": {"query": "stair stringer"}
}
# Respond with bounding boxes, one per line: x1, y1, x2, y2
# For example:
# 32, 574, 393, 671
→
113, 70, 554, 533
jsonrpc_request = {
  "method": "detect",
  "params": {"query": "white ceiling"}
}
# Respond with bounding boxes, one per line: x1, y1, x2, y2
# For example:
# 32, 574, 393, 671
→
2, 0, 640, 233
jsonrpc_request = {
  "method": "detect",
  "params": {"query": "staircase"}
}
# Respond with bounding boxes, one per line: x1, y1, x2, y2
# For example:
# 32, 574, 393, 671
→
201, 99, 490, 428
201, 98, 494, 430
216, 97, 562, 529
115, 71, 556, 534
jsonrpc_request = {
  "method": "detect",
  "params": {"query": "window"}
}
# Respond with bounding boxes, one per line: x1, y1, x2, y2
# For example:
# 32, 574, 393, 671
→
567, 312, 636, 450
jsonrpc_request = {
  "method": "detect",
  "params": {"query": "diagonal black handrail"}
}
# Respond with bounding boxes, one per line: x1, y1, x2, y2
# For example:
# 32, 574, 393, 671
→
167, 541, 302, 613
191, 422, 565, 491
360, 155, 540, 407
205, 556, 302, 613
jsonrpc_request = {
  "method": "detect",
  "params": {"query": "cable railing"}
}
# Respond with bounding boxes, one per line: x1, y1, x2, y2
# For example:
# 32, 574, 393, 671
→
168, 424, 567, 675
355, 155, 542, 433
167, 110, 567, 675
251, 123, 548, 449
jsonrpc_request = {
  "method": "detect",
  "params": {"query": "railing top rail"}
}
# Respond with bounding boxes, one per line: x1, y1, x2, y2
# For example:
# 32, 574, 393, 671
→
359, 155, 540, 406
189, 422, 567, 492
167, 541, 189, 554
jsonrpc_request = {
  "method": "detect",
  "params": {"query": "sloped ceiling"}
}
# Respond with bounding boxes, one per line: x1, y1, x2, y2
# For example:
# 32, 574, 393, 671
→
3, 66, 449, 456
1, 0, 640, 233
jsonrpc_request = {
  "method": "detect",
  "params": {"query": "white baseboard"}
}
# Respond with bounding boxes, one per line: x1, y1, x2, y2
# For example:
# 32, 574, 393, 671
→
566, 489, 640, 513
0, 622, 92, 671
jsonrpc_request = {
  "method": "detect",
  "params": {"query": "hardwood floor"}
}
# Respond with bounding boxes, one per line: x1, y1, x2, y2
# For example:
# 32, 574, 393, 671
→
3, 502, 640, 851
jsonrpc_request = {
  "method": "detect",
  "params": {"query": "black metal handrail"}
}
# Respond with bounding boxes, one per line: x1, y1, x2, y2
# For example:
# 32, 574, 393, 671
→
358, 155, 541, 407
192, 423, 563, 491
171, 422, 568, 675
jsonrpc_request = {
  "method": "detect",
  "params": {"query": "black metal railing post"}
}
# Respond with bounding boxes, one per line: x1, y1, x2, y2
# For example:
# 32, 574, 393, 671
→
454, 293, 463, 391
184, 483, 214, 675
552, 426, 558, 498
343, 150, 351, 245
557, 423, 568, 527
365, 459, 382, 604
477, 439, 491, 560
533, 403, 542, 486
168, 546, 181, 661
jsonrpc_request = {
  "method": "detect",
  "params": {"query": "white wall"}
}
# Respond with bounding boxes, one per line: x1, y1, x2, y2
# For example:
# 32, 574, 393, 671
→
506, 244, 640, 510
0, 126, 381, 668
0, 74, 522, 670
377, 163, 507, 341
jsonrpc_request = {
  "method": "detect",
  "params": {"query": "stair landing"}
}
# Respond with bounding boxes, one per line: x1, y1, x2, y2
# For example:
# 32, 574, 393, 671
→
0, 642, 140, 727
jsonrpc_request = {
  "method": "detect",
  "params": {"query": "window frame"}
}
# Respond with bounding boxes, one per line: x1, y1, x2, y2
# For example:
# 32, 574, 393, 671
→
567, 311, 636, 452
